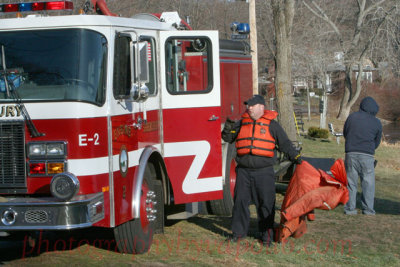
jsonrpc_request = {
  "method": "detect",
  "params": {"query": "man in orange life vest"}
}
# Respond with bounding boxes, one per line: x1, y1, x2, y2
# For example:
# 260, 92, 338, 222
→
222, 94, 301, 246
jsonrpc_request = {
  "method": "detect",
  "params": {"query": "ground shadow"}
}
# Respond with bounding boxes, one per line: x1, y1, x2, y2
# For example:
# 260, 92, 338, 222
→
187, 208, 276, 241
355, 192, 400, 215
185, 183, 286, 240
187, 215, 231, 238
0, 227, 118, 263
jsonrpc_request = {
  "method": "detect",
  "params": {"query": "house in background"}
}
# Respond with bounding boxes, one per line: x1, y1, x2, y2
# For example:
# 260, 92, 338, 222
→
293, 77, 309, 95
326, 53, 376, 93
262, 52, 380, 101
293, 52, 378, 96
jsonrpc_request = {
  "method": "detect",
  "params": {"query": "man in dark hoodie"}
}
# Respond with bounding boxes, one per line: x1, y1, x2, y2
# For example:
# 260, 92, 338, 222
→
343, 96, 382, 215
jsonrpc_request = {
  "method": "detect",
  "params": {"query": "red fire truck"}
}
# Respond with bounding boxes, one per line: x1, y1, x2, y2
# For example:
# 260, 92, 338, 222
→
0, 0, 259, 254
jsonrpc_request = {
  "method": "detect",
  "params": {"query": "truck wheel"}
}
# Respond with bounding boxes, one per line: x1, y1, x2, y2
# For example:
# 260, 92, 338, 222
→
153, 178, 164, 234
114, 162, 163, 254
209, 143, 236, 216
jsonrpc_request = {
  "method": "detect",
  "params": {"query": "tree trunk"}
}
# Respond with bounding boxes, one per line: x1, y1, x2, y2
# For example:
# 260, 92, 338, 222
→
337, 62, 353, 120
272, 0, 296, 141
337, 63, 363, 120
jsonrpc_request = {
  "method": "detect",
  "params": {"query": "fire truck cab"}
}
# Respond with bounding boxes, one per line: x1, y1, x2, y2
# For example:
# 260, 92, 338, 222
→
0, 1, 262, 254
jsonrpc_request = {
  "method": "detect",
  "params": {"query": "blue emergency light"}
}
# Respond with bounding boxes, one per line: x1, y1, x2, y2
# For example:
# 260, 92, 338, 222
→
19, 3, 33, 12
237, 23, 250, 34
230, 22, 250, 35
0, 1, 73, 13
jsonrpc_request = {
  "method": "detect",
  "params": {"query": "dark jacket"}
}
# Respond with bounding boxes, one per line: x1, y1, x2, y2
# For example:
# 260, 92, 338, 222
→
222, 113, 298, 169
343, 97, 382, 155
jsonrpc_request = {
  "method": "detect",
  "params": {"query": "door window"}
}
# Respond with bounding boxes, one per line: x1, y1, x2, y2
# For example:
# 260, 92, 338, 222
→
113, 34, 157, 98
165, 37, 212, 94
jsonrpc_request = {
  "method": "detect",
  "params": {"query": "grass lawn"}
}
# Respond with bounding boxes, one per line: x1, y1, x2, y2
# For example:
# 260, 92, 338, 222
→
3, 119, 400, 267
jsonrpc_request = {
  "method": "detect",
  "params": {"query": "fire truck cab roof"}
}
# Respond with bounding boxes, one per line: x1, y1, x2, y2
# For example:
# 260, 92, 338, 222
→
0, 14, 179, 31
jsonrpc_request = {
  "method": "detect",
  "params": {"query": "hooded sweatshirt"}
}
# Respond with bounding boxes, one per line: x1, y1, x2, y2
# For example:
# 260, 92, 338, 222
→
343, 97, 382, 155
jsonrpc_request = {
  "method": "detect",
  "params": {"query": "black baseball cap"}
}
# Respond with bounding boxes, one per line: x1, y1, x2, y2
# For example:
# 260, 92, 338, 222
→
244, 94, 265, 106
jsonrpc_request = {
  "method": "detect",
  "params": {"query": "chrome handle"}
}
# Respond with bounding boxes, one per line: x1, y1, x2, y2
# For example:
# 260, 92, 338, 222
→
132, 116, 143, 130
208, 115, 219, 121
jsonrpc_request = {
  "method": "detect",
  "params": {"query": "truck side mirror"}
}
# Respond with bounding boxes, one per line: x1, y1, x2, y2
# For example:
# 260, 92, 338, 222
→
137, 42, 149, 83
129, 83, 149, 102
128, 41, 149, 102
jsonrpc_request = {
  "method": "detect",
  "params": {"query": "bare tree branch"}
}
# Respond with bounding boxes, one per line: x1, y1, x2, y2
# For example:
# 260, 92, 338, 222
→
364, 0, 387, 15
303, 0, 344, 49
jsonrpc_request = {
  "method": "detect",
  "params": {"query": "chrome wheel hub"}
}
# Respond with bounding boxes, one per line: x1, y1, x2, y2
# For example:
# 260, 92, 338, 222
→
145, 190, 157, 222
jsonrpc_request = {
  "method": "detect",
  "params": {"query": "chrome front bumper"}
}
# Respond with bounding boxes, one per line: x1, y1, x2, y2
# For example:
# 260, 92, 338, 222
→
0, 192, 104, 230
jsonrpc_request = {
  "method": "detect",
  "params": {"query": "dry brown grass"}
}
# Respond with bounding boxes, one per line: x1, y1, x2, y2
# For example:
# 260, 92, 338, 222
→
380, 140, 400, 148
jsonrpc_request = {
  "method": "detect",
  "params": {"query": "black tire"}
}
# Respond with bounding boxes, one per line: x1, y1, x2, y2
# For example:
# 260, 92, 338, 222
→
114, 162, 163, 254
153, 179, 164, 234
198, 201, 211, 215
209, 143, 236, 216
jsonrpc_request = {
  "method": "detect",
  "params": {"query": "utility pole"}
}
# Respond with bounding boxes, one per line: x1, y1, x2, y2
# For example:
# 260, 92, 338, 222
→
249, 0, 258, 94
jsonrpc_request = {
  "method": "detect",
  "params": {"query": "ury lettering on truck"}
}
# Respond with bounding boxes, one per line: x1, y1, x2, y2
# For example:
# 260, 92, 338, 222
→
0, 105, 22, 117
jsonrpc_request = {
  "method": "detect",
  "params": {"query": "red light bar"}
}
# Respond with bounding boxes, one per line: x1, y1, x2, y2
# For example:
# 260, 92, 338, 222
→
32, 2, 45, 11
3, 4, 19, 13
45, 1, 73, 10
1, 1, 73, 13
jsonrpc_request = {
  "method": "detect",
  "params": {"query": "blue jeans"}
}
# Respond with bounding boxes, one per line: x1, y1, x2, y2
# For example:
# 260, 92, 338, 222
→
344, 153, 376, 215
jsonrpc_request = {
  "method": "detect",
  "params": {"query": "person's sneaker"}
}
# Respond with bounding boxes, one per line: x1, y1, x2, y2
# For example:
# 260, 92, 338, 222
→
362, 210, 376, 215
344, 209, 357, 215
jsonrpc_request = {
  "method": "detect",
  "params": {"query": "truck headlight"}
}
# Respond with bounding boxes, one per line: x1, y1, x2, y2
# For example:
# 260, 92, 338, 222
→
47, 143, 65, 156
50, 172, 79, 201
28, 143, 46, 157
28, 142, 66, 158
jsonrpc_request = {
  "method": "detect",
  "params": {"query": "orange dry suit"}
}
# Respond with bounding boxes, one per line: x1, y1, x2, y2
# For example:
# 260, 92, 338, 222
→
235, 110, 278, 157
276, 159, 348, 242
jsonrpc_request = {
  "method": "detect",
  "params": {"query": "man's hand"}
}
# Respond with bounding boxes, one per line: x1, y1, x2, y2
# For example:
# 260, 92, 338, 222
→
293, 154, 303, 164
225, 117, 235, 127
222, 118, 236, 134
222, 118, 238, 143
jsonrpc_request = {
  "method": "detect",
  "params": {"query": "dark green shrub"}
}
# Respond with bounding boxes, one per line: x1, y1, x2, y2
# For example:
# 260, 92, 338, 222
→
308, 127, 329, 139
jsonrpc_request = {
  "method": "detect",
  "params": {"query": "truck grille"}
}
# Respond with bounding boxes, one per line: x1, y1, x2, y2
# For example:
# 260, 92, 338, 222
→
25, 210, 49, 223
0, 121, 26, 191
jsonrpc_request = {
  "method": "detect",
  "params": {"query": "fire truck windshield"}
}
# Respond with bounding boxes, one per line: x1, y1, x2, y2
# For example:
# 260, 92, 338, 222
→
0, 29, 107, 106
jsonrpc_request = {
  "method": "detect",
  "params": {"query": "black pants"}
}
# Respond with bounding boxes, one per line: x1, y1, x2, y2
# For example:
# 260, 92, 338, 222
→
231, 166, 275, 238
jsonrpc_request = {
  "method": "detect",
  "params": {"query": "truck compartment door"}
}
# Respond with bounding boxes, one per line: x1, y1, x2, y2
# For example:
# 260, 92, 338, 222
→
160, 31, 222, 204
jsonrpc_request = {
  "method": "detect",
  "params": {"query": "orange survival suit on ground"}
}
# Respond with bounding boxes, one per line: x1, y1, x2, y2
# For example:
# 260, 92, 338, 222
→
277, 159, 348, 242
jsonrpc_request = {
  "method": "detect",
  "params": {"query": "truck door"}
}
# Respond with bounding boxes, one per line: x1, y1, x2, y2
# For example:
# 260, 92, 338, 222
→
160, 31, 222, 204
111, 31, 160, 226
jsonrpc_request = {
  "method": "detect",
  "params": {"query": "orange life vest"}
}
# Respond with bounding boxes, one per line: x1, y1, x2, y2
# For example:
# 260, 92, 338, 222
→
236, 110, 278, 157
